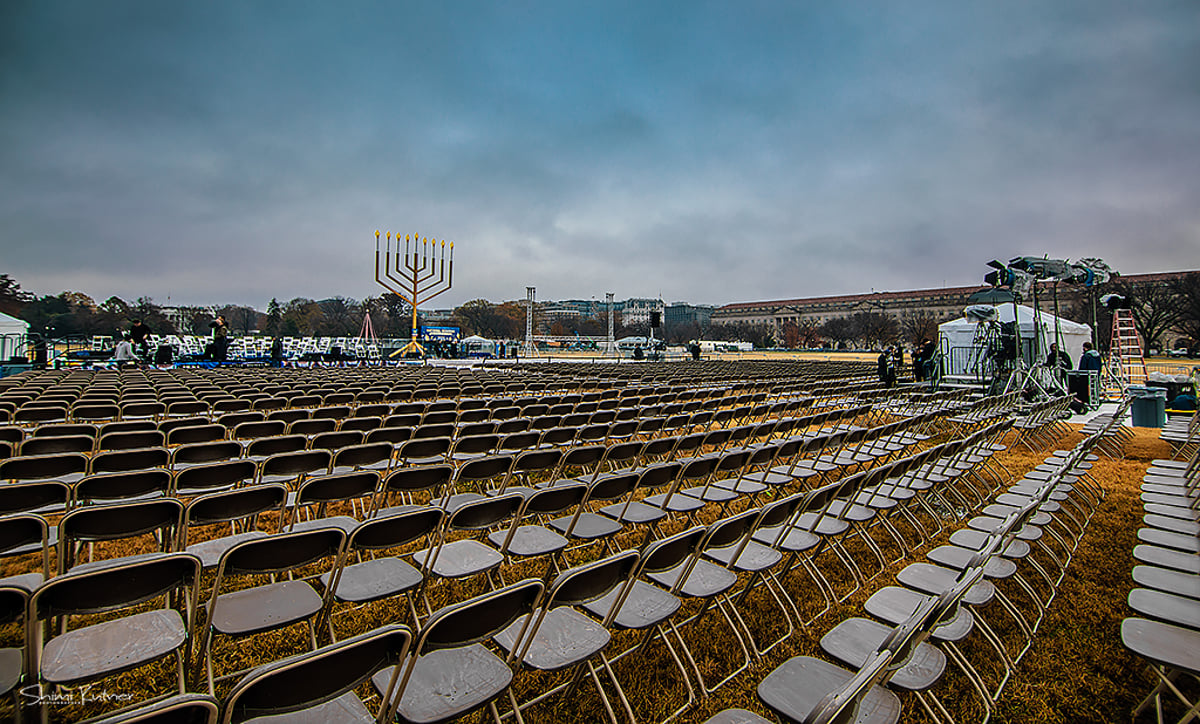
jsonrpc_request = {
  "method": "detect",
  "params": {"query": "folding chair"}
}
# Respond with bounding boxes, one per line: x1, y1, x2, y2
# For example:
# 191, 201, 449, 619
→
412, 493, 525, 606
89, 693, 219, 724
199, 528, 348, 693
222, 624, 412, 724
495, 551, 640, 723
287, 471, 381, 534
28, 554, 202, 719
0, 587, 28, 721
581, 527, 706, 723
181, 484, 288, 569
370, 579, 544, 724
322, 507, 445, 636
0, 514, 50, 592
1122, 617, 1200, 724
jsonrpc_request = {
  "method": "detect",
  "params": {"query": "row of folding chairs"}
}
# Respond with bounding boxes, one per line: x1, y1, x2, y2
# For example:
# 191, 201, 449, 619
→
0, 403, 1012, 720
1010, 395, 1076, 451
1124, 435, 1200, 723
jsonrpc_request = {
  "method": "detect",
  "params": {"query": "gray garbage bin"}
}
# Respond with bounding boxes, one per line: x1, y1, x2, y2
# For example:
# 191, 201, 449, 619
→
1128, 385, 1167, 428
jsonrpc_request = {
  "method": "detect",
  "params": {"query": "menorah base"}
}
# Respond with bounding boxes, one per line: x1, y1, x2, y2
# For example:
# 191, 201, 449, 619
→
390, 340, 427, 358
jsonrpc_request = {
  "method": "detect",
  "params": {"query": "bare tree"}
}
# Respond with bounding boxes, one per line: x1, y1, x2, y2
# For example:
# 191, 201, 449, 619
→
1170, 272, 1200, 350
902, 312, 941, 347
850, 311, 900, 349
820, 316, 855, 349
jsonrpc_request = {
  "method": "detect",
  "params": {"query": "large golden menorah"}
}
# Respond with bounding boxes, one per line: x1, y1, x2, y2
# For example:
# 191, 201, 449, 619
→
375, 230, 454, 357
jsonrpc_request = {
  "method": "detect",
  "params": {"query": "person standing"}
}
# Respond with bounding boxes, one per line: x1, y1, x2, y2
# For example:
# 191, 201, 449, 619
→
1044, 342, 1072, 382
1078, 342, 1102, 372
211, 315, 229, 364
129, 318, 152, 359
919, 338, 936, 383
877, 349, 895, 388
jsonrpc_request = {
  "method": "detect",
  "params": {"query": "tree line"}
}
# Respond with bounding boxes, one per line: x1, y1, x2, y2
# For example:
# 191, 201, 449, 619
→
2, 272, 1197, 352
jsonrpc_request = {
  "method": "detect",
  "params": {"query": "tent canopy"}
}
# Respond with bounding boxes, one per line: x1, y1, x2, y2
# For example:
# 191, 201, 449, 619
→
938, 304, 1092, 376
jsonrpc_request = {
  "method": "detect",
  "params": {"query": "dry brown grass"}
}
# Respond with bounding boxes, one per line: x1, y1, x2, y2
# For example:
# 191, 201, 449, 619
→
0, 423, 1180, 723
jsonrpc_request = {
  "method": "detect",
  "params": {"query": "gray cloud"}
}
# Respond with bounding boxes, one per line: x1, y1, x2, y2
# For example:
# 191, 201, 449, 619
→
1, 0, 1197, 310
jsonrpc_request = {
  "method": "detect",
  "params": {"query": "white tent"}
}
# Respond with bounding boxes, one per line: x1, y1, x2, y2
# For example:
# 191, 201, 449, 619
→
938, 304, 1092, 376
461, 335, 496, 357
0, 312, 29, 361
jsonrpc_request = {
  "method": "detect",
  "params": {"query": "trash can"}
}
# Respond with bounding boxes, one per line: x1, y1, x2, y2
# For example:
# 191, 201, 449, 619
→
1128, 385, 1167, 428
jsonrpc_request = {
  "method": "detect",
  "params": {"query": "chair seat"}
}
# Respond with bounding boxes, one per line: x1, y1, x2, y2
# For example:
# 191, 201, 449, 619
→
1122, 617, 1200, 674
1131, 566, 1200, 601
1138, 528, 1200, 554
794, 512, 851, 537
705, 540, 782, 573
599, 501, 668, 525
863, 586, 974, 643
896, 563, 995, 606
241, 690, 374, 724
643, 492, 706, 513
0, 571, 43, 592
681, 485, 739, 503
41, 609, 186, 684
373, 644, 512, 724
757, 655, 901, 724
549, 512, 622, 540
414, 540, 503, 579
292, 515, 361, 536
820, 617, 946, 691
322, 557, 423, 603
187, 532, 270, 569
488, 525, 568, 557
925, 545, 1017, 579
212, 580, 323, 636
1133, 545, 1200, 575
494, 607, 610, 671
582, 580, 680, 630
1127, 588, 1200, 630
647, 559, 737, 598
0, 648, 19, 697
712, 477, 770, 495
753, 526, 820, 553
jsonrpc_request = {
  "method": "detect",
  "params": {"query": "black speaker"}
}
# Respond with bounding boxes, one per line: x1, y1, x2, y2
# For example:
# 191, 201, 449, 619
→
155, 345, 174, 365
650, 311, 661, 328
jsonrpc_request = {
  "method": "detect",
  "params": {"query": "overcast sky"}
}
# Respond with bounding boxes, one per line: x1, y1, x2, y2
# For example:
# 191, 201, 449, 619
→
2, 1, 1197, 311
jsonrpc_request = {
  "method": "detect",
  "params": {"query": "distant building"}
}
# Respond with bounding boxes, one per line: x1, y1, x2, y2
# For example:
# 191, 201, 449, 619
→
664, 302, 715, 328
712, 285, 985, 329
621, 298, 663, 326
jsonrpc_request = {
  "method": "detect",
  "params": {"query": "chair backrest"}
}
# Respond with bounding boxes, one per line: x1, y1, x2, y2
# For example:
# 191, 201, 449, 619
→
31, 552, 200, 627
445, 492, 524, 531
351, 506, 445, 551
0, 452, 88, 482
219, 527, 346, 576
222, 624, 412, 724
98, 429, 166, 451
290, 471, 380, 523
260, 449, 333, 478
381, 464, 454, 498
167, 424, 227, 446
59, 498, 184, 572
90, 447, 170, 475
184, 484, 289, 531
0, 513, 49, 574
75, 469, 172, 506
417, 579, 544, 653
172, 441, 242, 468
641, 526, 707, 575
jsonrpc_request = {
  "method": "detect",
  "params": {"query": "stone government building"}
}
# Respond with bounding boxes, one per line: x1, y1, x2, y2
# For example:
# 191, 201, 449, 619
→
711, 270, 1197, 349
